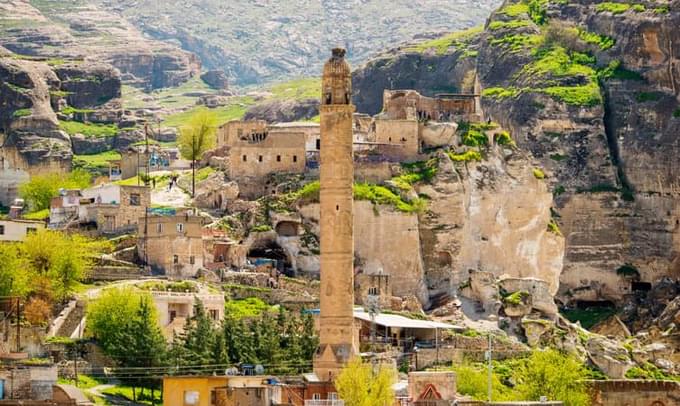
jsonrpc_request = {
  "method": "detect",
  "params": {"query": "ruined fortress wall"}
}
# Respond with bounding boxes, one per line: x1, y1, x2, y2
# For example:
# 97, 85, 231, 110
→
382, 89, 477, 121
269, 123, 320, 152
374, 119, 419, 159
229, 132, 306, 179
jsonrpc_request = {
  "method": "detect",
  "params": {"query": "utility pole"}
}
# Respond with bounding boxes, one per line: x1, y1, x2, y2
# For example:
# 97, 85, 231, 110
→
435, 327, 439, 370
487, 334, 493, 403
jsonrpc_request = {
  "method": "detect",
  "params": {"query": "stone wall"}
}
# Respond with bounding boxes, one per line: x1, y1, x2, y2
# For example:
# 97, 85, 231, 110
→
229, 132, 306, 179
217, 120, 268, 148
0, 365, 57, 400
373, 119, 420, 159
590, 379, 680, 406
408, 371, 456, 401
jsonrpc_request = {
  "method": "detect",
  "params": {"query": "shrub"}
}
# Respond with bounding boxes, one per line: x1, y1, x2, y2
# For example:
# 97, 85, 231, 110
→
635, 92, 661, 102
447, 150, 482, 162
504, 291, 530, 305
674, 109, 680, 118
533, 168, 545, 179
524, 46, 596, 78
251, 224, 273, 232
527, 0, 548, 25
353, 183, 425, 213
501, 2, 530, 17
577, 29, 615, 50
632, 4, 645, 12
654, 6, 670, 14
490, 34, 544, 52
224, 297, 273, 319
495, 131, 516, 146
547, 219, 562, 236
616, 264, 640, 278
24, 298, 52, 326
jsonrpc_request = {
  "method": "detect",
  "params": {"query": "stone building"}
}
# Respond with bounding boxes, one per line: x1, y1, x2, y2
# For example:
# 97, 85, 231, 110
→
115, 145, 189, 180
590, 379, 680, 406
140, 213, 204, 278
150, 290, 224, 339
228, 130, 306, 180
314, 48, 358, 381
381, 89, 479, 122
0, 364, 58, 401
0, 218, 44, 241
217, 119, 268, 148
49, 184, 150, 235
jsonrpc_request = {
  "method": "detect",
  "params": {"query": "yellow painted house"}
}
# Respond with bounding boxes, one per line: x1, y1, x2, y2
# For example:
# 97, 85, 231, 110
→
163, 375, 284, 406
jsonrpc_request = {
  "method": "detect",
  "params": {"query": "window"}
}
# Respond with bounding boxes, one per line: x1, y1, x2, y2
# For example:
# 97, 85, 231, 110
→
316, 139, 321, 150
209, 309, 219, 321
129, 193, 140, 206
329, 393, 338, 400
189, 255, 195, 265
156, 223, 163, 233
312, 393, 321, 400
173, 255, 179, 264
0, 225, 4, 235
242, 155, 247, 162
258, 155, 263, 162
368, 287, 379, 295
293, 155, 298, 162
276, 155, 281, 162
184, 391, 199, 406
26, 227, 37, 234
177, 223, 184, 233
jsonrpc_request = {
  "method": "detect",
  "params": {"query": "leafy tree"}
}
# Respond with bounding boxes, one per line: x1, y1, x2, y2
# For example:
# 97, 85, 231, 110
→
0, 243, 28, 296
335, 358, 396, 406
86, 288, 147, 354
177, 110, 216, 197
19, 169, 92, 211
514, 349, 591, 406
21, 230, 110, 300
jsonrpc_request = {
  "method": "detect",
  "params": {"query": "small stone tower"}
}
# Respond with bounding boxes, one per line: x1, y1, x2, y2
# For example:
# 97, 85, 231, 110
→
313, 48, 358, 381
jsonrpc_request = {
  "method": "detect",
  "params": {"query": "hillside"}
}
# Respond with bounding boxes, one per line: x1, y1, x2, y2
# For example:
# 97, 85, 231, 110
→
91, 0, 502, 85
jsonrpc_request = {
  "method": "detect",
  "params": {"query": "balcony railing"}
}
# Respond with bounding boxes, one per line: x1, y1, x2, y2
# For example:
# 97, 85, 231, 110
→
304, 400, 345, 406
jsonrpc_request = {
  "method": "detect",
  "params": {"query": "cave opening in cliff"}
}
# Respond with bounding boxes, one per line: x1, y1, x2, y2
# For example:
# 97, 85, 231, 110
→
247, 240, 291, 275
631, 281, 652, 292
575, 300, 615, 309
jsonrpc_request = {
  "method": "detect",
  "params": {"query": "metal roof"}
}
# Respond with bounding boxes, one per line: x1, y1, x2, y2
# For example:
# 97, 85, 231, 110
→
353, 310, 459, 330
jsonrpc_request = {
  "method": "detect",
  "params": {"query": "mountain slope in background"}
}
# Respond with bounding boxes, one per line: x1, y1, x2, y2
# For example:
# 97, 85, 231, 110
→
92, 0, 501, 85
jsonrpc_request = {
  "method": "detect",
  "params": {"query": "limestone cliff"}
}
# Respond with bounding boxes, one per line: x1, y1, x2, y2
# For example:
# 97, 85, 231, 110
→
352, 0, 680, 306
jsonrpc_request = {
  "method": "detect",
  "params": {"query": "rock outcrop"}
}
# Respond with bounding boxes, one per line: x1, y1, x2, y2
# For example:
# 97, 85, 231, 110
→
352, 0, 680, 306
243, 99, 319, 123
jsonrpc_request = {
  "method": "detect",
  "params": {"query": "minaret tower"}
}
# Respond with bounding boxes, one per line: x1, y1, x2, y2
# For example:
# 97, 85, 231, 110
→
313, 48, 357, 381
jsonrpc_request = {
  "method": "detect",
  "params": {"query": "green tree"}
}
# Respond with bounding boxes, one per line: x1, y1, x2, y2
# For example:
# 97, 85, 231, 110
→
19, 169, 92, 211
175, 299, 218, 372
86, 288, 147, 354
177, 110, 217, 197
21, 229, 110, 300
514, 349, 591, 406
0, 243, 28, 297
110, 295, 166, 403
335, 358, 396, 406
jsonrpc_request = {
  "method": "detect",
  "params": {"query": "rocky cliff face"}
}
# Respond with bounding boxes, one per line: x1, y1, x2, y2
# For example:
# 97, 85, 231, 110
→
91, 0, 501, 85
352, 0, 680, 305
0, 0, 200, 89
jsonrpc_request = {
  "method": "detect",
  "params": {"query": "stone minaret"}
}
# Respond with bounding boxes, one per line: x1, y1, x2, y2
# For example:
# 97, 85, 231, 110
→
313, 48, 357, 381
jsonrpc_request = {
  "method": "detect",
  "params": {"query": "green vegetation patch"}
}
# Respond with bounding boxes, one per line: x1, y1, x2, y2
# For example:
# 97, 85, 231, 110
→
460, 122, 497, 147
267, 77, 320, 100
595, 2, 633, 14
490, 33, 544, 53
488, 20, 531, 31
447, 150, 482, 162
195, 166, 216, 182
224, 297, 274, 319
59, 120, 117, 138
23, 208, 49, 220
635, 91, 662, 103
12, 108, 32, 118
616, 264, 640, 278
73, 150, 122, 171
501, 2, 530, 17
625, 362, 680, 381
577, 29, 615, 50
393, 158, 439, 189
405, 26, 483, 55
523, 47, 596, 78
162, 102, 250, 128
504, 290, 530, 305
547, 218, 561, 236
482, 87, 521, 99
674, 109, 680, 118
541, 83, 602, 107
561, 306, 617, 329
353, 183, 425, 213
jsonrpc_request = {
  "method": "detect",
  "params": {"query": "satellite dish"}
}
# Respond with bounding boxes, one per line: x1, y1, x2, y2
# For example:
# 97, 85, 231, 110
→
254, 364, 265, 375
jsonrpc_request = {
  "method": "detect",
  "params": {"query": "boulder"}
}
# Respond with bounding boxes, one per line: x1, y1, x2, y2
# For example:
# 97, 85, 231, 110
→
521, 317, 553, 347
499, 277, 558, 318
420, 121, 458, 148
468, 270, 500, 314
192, 172, 238, 210
586, 337, 634, 379
70, 133, 115, 155
200, 70, 229, 90
54, 62, 121, 108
